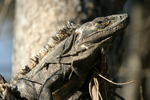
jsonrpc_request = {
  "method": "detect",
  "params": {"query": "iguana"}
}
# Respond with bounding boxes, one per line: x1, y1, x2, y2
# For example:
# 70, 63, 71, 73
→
0, 13, 129, 100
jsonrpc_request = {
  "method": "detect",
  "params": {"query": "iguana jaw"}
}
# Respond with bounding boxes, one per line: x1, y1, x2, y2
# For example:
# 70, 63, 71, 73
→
75, 13, 129, 45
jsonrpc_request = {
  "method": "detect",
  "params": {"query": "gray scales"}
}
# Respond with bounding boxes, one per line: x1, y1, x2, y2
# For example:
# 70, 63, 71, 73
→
11, 22, 79, 85
0, 13, 129, 100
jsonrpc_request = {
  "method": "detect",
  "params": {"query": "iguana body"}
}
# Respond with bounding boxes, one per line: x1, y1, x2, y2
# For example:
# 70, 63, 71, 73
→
12, 22, 79, 84
1, 14, 129, 100
23, 22, 79, 74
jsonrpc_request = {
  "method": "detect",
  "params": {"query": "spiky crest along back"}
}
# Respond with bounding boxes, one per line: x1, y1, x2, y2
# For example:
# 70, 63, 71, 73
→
11, 22, 79, 84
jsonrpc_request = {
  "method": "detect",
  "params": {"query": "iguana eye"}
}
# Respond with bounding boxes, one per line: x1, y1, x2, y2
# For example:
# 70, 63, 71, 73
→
120, 15, 122, 19
97, 21, 102, 24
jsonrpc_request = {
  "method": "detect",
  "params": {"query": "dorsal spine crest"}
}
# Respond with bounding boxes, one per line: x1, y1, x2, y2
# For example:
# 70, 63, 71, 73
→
20, 22, 79, 76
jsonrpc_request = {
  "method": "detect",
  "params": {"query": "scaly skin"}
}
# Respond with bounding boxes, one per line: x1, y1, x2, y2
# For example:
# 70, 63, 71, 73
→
1, 14, 129, 100
23, 22, 79, 74
11, 22, 79, 85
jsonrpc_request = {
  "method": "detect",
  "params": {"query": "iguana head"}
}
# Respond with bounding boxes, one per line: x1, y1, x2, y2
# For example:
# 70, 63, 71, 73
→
75, 13, 129, 51
72, 14, 129, 77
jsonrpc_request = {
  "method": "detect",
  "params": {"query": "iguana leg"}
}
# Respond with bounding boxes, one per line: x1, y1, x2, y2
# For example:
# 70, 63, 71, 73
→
38, 73, 63, 100
38, 65, 71, 100
38, 86, 53, 100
